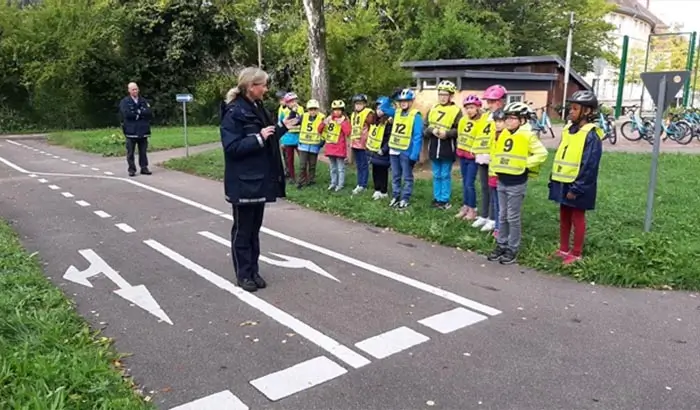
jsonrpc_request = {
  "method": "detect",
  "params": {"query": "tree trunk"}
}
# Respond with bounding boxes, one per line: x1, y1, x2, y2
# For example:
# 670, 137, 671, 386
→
302, 0, 330, 111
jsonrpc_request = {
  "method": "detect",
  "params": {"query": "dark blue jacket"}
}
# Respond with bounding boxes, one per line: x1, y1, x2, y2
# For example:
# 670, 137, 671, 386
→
119, 96, 152, 138
370, 118, 392, 167
548, 124, 603, 211
220, 96, 286, 205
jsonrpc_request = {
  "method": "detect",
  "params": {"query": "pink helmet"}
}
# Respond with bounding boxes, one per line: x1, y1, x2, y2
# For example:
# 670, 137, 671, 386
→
462, 95, 482, 107
483, 84, 507, 100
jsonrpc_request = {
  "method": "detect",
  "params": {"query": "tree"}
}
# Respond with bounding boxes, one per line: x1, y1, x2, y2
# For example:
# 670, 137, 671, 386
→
302, 0, 330, 110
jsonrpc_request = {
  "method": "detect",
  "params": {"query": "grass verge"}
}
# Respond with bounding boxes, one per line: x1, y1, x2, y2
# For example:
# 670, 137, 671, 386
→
162, 149, 700, 291
0, 219, 154, 409
47, 126, 219, 156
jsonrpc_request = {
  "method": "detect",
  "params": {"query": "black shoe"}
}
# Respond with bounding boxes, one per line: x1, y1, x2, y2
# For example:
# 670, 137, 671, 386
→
499, 249, 517, 265
296, 182, 304, 189
253, 274, 267, 289
487, 246, 506, 262
140, 168, 152, 175
128, 171, 136, 177
237, 278, 258, 292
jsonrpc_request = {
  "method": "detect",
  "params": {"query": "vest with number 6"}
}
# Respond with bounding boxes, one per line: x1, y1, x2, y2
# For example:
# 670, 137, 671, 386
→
491, 128, 530, 175
551, 123, 597, 183
286, 106, 305, 133
323, 120, 342, 143
389, 109, 418, 151
428, 104, 460, 132
299, 113, 325, 145
350, 108, 373, 140
366, 122, 386, 153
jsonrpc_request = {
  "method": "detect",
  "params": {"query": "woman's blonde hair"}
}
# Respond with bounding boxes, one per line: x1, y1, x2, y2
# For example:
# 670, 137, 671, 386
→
225, 67, 269, 103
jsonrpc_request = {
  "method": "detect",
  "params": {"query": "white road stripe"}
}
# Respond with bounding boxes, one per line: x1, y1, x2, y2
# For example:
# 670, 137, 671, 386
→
70, 161, 77, 164
37, 178, 48, 183
250, 356, 347, 401
144, 239, 371, 369
417, 307, 488, 334
61, 158, 68, 161
61, 192, 74, 198
48, 185, 60, 190
75, 200, 90, 207
354, 326, 430, 359
91, 167, 99, 171
168, 390, 248, 410
80, 164, 87, 168
28, 174, 37, 178
52, 155, 60, 159
116, 223, 135, 233
6, 140, 21, 146
104, 171, 114, 175
94, 210, 111, 218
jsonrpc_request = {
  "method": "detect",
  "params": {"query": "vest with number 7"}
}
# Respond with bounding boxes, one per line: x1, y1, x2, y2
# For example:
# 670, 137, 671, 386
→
490, 128, 530, 175
389, 109, 419, 151
428, 104, 460, 131
551, 123, 597, 183
299, 113, 325, 145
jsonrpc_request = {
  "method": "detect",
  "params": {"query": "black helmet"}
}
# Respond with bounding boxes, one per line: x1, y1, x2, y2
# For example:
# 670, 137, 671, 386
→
567, 90, 598, 109
352, 94, 368, 103
275, 90, 287, 99
492, 109, 506, 121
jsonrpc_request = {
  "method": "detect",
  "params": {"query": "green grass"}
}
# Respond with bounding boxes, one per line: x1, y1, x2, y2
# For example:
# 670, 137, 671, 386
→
162, 149, 700, 291
0, 219, 154, 409
47, 126, 219, 156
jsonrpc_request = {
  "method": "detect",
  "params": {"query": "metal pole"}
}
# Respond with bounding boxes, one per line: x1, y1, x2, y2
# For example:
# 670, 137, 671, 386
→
641, 33, 653, 113
644, 75, 666, 232
183, 101, 189, 158
257, 33, 262, 67
682, 32, 696, 106
615, 35, 629, 119
561, 11, 574, 119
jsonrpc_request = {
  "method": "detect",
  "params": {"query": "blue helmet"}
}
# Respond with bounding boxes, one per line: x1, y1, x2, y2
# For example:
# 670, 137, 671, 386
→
396, 88, 415, 101
375, 96, 395, 117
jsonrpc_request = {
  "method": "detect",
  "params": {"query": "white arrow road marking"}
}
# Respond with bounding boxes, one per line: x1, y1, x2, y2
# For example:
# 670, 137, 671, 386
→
197, 231, 340, 282
63, 249, 173, 325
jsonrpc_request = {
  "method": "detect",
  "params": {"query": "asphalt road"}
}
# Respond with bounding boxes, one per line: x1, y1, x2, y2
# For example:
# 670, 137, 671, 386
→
1, 138, 699, 410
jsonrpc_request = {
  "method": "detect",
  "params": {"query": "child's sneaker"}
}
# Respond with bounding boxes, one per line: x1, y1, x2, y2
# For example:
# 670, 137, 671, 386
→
398, 200, 409, 210
328, 184, 336, 191
480, 219, 495, 232
499, 249, 517, 265
455, 205, 469, 219
487, 246, 506, 261
377, 192, 388, 199
334, 185, 343, 192
440, 202, 452, 210
562, 254, 582, 265
371, 190, 380, 200
550, 249, 569, 260
472, 216, 487, 228
352, 186, 365, 195
389, 197, 400, 208
464, 208, 478, 221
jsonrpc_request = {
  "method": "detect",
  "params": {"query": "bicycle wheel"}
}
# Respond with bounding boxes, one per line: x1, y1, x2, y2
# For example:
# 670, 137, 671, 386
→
672, 121, 693, 145
620, 120, 642, 141
607, 120, 617, 144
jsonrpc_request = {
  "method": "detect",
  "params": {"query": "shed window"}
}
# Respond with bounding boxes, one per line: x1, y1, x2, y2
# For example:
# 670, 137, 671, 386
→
421, 78, 437, 89
508, 93, 525, 103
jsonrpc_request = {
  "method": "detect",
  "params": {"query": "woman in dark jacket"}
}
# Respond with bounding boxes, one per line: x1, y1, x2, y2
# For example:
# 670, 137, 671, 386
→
220, 67, 300, 292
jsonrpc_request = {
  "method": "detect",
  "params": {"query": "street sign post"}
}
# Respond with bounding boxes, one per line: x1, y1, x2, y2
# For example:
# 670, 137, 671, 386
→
176, 93, 194, 157
640, 70, 690, 232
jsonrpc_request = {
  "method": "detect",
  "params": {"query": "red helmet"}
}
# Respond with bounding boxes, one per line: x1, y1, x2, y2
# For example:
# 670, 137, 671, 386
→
462, 94, 482, 107
483, 85, 507, 100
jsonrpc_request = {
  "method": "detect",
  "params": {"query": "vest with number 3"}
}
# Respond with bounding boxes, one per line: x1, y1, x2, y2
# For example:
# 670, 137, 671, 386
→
350, 108, 373, 140
457, 115, 492, 153
299, 113, 325, 145
366, 122, 386, 153
389, 109, 418, 151
491, 128, 530, 175
551, 123, 597, 183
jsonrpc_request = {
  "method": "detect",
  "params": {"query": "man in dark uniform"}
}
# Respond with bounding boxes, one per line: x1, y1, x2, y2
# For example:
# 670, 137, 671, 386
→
119, 82, 152, 177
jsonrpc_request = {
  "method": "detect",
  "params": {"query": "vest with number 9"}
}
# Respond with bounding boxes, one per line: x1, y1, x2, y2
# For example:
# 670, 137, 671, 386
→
350, 108, 373, 140
551, 123, 597, 183
366, 122, 386, 152
490, 128, 530, 175
299, 113, 325, 145
323, 120, 342, 143
389, 109, 418, 151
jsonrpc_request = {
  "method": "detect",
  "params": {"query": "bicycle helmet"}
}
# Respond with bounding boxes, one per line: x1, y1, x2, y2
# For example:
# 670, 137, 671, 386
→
437, 80, 457, 94
396, 88, 415, 101
283, 92, 298, 104
306, 99, 320, 109
352, 94, 368, 103
375, 96, 390, 107
567, 90, 599, 109
275, 90, 287, 99
492, 109, 506, 121
483, 84, 508, 100
376, 96, 396, 118
462, 94, 482, 107
331, 100, 345, 109
503, 102, 530, 117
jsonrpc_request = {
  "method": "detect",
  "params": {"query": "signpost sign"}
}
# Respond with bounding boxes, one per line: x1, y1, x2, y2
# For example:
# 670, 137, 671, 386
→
176, 93, 194, 157
640, 70, 690, 232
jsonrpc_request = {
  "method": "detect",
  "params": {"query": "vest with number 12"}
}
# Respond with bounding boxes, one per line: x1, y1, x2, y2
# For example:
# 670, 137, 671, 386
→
299, 113, 325, 145
350, 108, 373, 140
389, 109, 418, 150
490, 127, 530, 175
551, 123, 598, 183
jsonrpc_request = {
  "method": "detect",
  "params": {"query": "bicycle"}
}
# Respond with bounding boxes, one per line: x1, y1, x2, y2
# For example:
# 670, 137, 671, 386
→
526, 102, 555, 139
597, 111, 617, 145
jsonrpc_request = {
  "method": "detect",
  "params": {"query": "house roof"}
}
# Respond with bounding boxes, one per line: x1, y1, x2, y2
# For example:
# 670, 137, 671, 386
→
608, 0, 667, 31
400, 55, 592, 91
413, 69, 558, 82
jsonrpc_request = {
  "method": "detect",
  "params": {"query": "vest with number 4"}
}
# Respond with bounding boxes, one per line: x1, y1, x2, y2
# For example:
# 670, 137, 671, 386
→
551, 123, 597, 183
457, 115, 492, 153
299, 113, 325, 145
350, 108, 373, 140
389, 109, 418, 151
286, 106, 305, 133
428, 104, 460, 132
491, 128, 530, 175
323, 120, 343, 143
366, 122, 386, 153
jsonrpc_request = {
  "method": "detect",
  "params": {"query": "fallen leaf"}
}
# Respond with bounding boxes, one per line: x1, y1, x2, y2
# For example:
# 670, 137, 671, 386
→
286, 333, 296, 337
161, 387, 172, 392
239, 320, 258, 327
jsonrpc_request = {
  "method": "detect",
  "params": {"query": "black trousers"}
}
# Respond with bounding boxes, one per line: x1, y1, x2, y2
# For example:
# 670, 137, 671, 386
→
372, 164, 389, 193
126, 137, 149, 172
231, 203, 265, 281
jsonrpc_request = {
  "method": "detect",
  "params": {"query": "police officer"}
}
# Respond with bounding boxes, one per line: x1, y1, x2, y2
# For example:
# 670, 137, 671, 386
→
119, 82, 152, 177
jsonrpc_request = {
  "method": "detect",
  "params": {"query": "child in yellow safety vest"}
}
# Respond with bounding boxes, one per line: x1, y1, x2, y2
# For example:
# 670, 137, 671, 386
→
487, 109, 507, 238
388, 89, 424, 210
548, 91, 603, 265
318, 100, 352, 192
296, 99, 325, 189
455, 94, 489, 222
486, 102, 548, 265
349, 94, 376, 195
367, 96, 394, 200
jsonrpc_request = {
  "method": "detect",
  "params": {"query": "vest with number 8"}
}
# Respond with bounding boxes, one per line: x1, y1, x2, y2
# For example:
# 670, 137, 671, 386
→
323, 120, 342, 143
490, 128, 530, 175
551, 123, 597, 183
366, 122, 386, 153
299, 113, 325, 145
389, 109, 418, 151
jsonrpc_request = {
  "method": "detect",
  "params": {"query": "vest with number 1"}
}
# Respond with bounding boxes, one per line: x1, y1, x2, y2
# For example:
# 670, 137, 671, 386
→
286, 106, 305, 133
491, 128, 531, 175
366, 122, 387, 152
350, 108, 373, 140
428, 104, 460, 132
389, 109, 418, 151
551, 123, 597, 183
299, 113, 325, 145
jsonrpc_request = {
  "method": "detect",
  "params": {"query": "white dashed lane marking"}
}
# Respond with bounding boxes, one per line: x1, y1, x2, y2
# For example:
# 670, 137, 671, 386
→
94, 210, 111, 218
48, 185, 60, 190
61, 192, 74, 198
116, 223, 136, 233
75, 200, 90, 207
